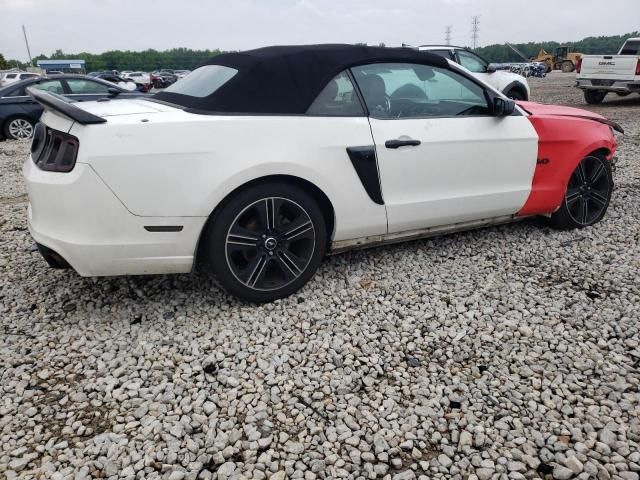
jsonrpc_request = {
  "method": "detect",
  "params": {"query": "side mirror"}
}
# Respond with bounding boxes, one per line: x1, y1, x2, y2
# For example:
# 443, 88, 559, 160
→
492, 97, 516, 116
487, 63, 497, 73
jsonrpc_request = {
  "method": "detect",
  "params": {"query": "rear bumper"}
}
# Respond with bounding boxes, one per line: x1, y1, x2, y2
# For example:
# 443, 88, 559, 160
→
24, 157, 207, 276
575, 79, 640, 92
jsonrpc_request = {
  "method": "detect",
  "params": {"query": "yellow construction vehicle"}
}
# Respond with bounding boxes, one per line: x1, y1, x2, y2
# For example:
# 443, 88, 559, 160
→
532, 46, 583, 73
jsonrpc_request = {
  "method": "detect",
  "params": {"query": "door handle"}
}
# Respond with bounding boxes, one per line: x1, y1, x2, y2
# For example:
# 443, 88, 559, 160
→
385, 139, 421, 149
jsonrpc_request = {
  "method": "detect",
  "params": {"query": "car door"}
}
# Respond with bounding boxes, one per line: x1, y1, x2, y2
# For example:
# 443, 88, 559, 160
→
351, 62, 538, 233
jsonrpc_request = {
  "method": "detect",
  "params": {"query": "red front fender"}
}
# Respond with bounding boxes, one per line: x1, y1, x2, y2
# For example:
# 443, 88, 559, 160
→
518, 114, 617, 217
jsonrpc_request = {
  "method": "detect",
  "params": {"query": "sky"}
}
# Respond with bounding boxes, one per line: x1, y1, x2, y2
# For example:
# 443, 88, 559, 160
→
1, 0, 639, 61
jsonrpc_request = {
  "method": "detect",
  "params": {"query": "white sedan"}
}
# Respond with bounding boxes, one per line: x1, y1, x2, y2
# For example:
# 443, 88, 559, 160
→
24, 45, 619, 302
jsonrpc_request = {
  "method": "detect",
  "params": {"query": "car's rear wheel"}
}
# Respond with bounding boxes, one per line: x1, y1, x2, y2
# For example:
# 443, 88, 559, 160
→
549, 155, 613, 230
584, 90, 607, 104
201, 182, 327, 302
4, 116, 35, 140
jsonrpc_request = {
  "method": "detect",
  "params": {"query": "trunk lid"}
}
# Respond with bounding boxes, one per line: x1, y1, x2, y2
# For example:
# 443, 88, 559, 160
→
72, 97, 179, 118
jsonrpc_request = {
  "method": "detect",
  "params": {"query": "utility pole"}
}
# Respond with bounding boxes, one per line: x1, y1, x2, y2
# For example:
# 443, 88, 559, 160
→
471, 16, 480, 49
22, 25, 33, 66
445, 25, 452, 46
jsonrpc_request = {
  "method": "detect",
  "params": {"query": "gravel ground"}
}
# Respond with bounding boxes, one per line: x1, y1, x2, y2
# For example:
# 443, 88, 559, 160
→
1, 72, 639, 480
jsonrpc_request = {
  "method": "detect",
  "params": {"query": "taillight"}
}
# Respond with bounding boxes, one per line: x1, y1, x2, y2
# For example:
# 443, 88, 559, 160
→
576, 58, 582, 74
31, 124, 79, 173
636, 59, 640, 76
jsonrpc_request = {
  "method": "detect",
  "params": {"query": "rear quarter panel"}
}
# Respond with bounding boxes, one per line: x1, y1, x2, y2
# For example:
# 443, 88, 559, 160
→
71, 113, 388, 241
518, 115, 617, 216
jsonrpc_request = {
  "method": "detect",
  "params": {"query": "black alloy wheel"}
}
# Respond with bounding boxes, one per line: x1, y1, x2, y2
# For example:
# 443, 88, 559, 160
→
225, 197, 316, 291
202, 182, 327, 302
549, 155, 613, 229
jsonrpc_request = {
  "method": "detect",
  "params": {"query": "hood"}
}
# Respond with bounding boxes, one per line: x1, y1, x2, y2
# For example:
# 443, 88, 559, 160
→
517, 101, 624, 133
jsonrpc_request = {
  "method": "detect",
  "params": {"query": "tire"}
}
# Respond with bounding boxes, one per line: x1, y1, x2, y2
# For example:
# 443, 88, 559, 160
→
200, 182, 327, 302
505, 88, 527, 101
549, 155, 613, 230
561, 61, 575, 73
3, 116, 35, 140
584, 90, 607, 104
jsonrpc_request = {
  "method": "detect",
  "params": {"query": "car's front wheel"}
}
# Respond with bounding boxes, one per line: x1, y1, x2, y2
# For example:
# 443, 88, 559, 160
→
505, 88, 527, 101
4, 116, 35, 140
549, 155, 613, 230
201, 182, 327, 302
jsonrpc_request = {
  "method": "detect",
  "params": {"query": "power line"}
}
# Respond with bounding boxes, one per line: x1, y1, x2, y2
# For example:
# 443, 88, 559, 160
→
445, 25, 452, 46
471, 16, 480, 49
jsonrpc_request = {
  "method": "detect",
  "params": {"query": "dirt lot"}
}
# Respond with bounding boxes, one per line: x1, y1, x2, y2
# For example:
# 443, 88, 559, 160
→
1, 73, 639, 480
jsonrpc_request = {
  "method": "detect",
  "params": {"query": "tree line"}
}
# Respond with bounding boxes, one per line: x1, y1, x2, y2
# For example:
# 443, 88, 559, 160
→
1, 32, 638, 72
475, 31, 640, 63
1, 48, 227, 72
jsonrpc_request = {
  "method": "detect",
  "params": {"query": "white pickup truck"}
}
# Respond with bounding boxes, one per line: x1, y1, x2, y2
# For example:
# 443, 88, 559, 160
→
575, 37, 640, 104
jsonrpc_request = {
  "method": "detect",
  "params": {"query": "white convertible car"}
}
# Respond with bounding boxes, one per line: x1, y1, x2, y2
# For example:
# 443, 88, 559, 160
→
24, 45, 619, 302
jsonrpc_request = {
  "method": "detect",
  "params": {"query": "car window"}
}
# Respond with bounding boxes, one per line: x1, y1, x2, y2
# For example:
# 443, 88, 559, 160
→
163, 65, 237, 97
32, 80, 64, 94
6, 86, 27, 97
427, 49, 454, 60
352, 63, 490, 119
66, 79, 110, 94
456, 50, 488, 73
620, 41, 640, 55
21, 74, 38, 79
6, 74, 17, 79
306, 71, 364, 116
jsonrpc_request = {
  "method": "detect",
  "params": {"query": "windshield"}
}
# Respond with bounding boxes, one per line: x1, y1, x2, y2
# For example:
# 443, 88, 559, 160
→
161, 65, 237, 98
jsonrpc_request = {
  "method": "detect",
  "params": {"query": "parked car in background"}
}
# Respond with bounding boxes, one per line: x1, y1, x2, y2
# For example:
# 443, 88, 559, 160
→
0, 75, 144, 140
24, 45, 620, 302
575, 37, 640, 104
123, 71, 151, 83
88, 70, 120, 78
150, 70, 177, 88
419, 45, 530, 100
91, 72, 139, 91
174, 69, 191, 78
0, 72, 41, 87
122, 71, 153, 92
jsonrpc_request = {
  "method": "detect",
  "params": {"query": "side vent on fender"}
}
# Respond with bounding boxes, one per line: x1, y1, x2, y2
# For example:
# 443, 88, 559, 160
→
346, 146, 384, 205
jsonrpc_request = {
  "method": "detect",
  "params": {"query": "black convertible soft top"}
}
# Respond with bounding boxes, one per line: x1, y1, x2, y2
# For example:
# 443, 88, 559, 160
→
153, 44, 449, 114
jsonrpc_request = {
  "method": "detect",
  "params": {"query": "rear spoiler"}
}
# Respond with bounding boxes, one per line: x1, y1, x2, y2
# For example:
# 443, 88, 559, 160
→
27, 87, 107, 125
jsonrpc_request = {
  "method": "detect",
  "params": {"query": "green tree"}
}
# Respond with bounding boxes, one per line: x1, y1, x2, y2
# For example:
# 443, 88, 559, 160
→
0, 53, 8, 70
475, 31, 640, 62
